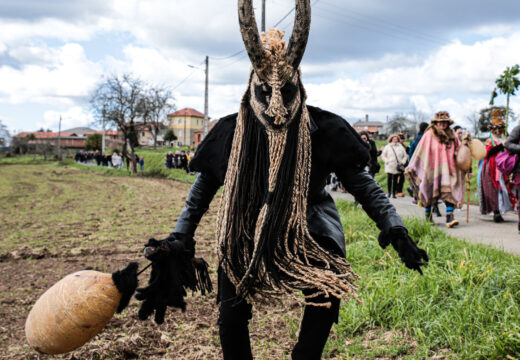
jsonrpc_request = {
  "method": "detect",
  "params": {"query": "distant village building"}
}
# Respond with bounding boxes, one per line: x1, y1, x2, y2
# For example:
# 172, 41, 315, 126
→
167, 108, 205, 146
133, 123, 168, 147
13, 131, 86, 149
193, 119, 217, 147
352, 115, 384, 137
13, 129, 123, 150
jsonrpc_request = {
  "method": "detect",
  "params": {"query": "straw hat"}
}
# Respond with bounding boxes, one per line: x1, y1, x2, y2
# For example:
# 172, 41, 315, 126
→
491, 109, 505, 125
431, 111, 453, 125
387, 133, 400, 143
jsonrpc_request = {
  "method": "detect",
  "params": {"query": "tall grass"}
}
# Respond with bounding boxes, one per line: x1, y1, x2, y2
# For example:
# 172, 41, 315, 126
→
330, 200, 520, 359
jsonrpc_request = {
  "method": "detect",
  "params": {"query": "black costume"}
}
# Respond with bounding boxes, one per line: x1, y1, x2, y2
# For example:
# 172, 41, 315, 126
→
173, 106, 424, 360
136, 2, 427, 359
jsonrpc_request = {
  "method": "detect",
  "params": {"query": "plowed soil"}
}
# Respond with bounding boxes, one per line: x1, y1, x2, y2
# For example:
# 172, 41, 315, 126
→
0, 165, 306, 360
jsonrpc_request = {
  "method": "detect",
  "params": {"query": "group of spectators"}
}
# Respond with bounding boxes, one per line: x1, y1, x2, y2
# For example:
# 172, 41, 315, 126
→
164, 150, 190, 173
74, 150, 144, 171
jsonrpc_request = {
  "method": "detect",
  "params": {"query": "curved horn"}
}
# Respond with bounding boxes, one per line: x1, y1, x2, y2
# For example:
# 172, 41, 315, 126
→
238, 0, 265, 74
287, 0, 311, 70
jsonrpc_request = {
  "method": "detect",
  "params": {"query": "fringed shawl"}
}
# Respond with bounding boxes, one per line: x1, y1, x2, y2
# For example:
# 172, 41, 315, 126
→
405, 129, 463, 207
215, 88, 359, 307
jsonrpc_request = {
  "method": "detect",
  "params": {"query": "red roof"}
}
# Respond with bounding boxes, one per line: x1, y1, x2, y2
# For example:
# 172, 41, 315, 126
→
85, 130, 118, 136
168, 108, 205, 118
14, 131, 76, 138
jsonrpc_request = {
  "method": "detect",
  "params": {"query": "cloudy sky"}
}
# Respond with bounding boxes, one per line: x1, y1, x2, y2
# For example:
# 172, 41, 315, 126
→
1, 0, 519, 134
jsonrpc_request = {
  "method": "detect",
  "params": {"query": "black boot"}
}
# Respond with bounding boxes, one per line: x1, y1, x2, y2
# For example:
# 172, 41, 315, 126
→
433, 203, 442, 217
446, 213, 459, 228
392, 193, 397, 199
425, 212, 433, 223
493, 211, 504, 223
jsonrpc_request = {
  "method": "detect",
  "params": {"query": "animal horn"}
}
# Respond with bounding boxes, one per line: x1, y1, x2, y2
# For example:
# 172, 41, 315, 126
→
238, 0, 265, 75
287, 0, 311, 70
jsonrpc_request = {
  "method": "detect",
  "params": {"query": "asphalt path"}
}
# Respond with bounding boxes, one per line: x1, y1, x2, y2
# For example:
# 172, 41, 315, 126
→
331, 191, 520, 256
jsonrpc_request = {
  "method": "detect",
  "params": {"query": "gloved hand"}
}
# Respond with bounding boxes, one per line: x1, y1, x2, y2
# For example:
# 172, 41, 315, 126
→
487, 143, 504, 158
135, 233, 212, 324
378, 227, 429, 275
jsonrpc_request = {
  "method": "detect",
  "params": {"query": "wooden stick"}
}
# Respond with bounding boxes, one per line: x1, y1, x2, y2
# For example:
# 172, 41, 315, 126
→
466, 173, 470, 223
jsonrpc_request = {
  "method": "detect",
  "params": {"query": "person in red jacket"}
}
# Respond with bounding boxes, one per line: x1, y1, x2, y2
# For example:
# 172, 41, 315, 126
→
478, 109, 514, 222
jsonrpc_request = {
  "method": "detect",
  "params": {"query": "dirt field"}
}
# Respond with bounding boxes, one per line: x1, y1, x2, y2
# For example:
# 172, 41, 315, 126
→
0, 165, 313, 359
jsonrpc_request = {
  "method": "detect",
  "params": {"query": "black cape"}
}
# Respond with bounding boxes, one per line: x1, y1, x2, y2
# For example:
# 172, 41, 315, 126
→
181, 105, 403, 256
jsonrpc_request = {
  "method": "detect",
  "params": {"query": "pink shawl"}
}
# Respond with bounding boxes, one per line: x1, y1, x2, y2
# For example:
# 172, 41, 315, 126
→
405, 129, 463, 207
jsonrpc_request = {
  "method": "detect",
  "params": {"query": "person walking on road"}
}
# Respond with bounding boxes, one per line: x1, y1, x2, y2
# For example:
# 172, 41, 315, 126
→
505, 122, 520, 234
406, 111, 464, 228
479, 109, 513, 222
381, 134, 408, 198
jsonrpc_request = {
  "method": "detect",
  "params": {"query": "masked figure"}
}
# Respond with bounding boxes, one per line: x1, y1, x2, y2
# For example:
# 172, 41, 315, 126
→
136, 1, 428, 359
478, 109, 514, 222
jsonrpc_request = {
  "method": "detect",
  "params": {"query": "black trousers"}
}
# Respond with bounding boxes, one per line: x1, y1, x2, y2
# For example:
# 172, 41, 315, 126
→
396, 172, 405, 193
218, 269, 340, 360
387, 173, 399, 195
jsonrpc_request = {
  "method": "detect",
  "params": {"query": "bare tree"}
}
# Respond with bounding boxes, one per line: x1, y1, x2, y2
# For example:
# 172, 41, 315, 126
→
385, 113, 416, 137
0, 120, 9, 147
90, 74, 146, 174
466, 112, 480, 138
139, 86, 175, 149
409, 110, 429, 124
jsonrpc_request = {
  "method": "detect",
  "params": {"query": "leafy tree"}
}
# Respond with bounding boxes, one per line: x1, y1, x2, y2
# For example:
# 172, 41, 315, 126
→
85, 133, 102, 151
90, 74, 147, 174
163, 129, 177, 144
490, 64, 520, 136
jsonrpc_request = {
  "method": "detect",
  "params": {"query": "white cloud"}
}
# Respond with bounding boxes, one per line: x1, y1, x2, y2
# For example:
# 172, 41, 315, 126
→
0, 43, 102, 105
304, 31, 520, 123
39, 106, 94, 131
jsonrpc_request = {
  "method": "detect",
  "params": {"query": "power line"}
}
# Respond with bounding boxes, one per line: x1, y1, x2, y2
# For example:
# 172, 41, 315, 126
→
171, 59, 206, 91
210, 0, 321, 64
318, 0, 449, 46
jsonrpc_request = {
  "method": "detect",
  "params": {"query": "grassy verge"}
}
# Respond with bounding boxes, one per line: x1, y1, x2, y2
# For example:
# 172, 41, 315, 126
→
327, 199, 520, 359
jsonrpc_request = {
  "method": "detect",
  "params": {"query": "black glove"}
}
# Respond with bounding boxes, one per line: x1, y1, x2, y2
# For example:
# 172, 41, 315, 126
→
135, 233, 212, 324
486, 143, 504, 158
378, 227, 429, 275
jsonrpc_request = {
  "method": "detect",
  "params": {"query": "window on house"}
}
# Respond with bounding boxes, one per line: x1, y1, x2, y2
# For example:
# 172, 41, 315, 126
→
141, 131, 145, 136
178, 130, 182, 137
178, 119, 182, 125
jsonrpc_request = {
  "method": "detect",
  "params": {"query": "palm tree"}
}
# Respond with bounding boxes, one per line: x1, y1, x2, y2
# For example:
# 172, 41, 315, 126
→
490, 64, 520, 136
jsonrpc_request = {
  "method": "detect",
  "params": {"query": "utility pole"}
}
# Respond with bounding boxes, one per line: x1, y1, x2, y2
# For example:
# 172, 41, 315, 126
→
102, 105, 106, 154
58, 115, 62, 160
262, 0, 266, 32
204, 55, 209, 136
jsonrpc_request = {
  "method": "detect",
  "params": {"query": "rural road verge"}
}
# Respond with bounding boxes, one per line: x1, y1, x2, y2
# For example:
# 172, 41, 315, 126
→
331, 191, 520, 256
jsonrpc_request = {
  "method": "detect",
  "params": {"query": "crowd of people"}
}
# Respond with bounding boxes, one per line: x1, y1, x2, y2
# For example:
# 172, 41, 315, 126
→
164, 150, 191, 172
74, 150, 144, 171
329, 109, 520, 235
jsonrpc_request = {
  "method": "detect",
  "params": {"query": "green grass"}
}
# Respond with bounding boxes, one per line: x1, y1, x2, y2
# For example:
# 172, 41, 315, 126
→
0, 155, 59, 165
326, 199, 520, 359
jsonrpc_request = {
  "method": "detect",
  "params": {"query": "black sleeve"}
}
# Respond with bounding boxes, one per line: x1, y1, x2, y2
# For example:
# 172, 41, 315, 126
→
336, 168, 405, 233
174, 173, 221, 237
505, 125, 520, 154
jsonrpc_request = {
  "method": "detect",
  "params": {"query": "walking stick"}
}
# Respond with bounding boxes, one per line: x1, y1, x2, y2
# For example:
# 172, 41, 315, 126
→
466, 172, 470, 223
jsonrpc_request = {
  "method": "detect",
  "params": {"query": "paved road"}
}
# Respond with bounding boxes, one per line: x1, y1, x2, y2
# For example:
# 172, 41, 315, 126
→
331, 191, 520, 256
